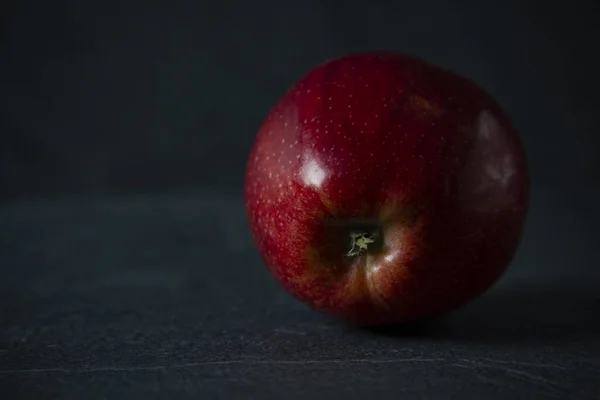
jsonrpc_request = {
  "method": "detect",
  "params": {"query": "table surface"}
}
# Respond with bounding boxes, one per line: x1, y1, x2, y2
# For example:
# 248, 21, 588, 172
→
1, 186, 599, 400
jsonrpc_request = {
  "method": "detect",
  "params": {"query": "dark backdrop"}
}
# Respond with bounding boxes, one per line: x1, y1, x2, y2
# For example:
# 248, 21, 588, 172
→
2, 1, 600, 399
1, 0, 599, 199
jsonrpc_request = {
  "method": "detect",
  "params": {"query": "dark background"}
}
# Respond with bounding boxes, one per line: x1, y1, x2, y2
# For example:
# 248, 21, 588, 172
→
2, 0, 600, 199
1, 0, 599, 399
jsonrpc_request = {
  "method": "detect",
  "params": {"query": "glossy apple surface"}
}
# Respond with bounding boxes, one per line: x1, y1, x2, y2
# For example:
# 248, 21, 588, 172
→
244, 52, 529, 325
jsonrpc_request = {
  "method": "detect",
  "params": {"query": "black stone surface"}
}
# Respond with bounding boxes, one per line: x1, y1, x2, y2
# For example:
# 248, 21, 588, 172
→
1, 186, 599, 399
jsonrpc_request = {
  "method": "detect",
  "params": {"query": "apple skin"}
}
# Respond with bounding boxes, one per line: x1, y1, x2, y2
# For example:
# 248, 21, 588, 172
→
244, 52, 529, 326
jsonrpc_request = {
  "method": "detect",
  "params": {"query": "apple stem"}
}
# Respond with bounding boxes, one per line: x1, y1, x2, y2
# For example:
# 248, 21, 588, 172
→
346, 232, 375, 257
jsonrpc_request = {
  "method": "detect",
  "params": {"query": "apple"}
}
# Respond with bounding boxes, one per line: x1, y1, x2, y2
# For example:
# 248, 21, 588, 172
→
244, 51, 529, 325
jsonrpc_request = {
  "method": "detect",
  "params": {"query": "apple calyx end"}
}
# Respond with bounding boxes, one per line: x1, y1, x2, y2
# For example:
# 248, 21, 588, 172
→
346, 232, 375, 257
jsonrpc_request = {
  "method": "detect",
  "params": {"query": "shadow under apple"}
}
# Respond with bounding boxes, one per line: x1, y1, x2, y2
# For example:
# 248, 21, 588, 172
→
352, 285, 600, 343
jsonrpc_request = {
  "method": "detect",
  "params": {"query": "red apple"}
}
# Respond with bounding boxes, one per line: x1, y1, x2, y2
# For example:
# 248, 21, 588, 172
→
244, 52, 529, 325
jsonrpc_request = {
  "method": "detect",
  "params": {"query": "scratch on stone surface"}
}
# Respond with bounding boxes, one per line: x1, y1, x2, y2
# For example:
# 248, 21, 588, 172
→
457, 358, 569, 397
0, 357, 443, 375
497, 366, 570, 397
475, 357, 567, 370
453, 362, 473, 369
